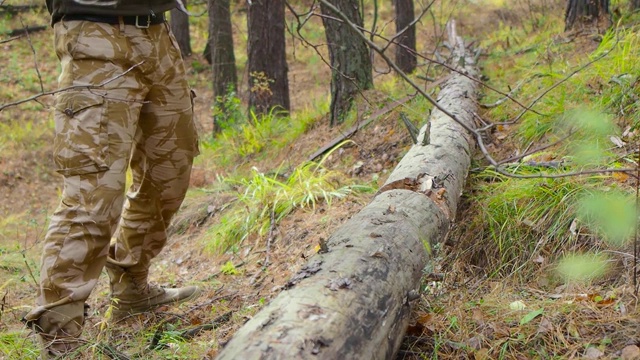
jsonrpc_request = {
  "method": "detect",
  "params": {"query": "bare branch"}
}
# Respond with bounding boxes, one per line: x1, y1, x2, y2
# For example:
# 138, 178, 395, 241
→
20, 16, 44, 94
0, 35, 22, 44
318, 0, 477, 135
381, 0, 436, 53
0, 61, 145, 113
506, 45, 616, 125
319, 0, 635, 181
495, 131, 575, 166
480, 73, 550, 109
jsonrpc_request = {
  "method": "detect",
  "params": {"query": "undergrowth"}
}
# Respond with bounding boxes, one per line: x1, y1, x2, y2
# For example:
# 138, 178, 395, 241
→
204, 155, 374, 253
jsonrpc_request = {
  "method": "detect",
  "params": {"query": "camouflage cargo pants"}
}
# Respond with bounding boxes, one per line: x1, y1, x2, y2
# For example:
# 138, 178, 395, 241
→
24, 20, 198, 327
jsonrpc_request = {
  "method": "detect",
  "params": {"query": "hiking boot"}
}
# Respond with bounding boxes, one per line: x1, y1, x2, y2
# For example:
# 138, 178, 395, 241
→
23, 301, 85, 359
105, 263, 200, 320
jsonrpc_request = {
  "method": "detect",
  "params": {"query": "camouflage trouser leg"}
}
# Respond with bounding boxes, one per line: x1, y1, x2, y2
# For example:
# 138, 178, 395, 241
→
23, 20, 198, 344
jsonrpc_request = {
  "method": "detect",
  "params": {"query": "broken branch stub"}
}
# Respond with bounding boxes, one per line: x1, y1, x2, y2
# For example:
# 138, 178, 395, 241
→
215, 31, 478, 360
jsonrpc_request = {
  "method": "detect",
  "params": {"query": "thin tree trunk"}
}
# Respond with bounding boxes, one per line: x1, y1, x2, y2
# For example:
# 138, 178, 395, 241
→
632, 0, 640, 10
169, 1, 192, 57
320, 0, 373, 126
247, 0, 290, 115
205, 0, 238, 133
394, 0, 417, 74
215, 30, 479, 360
565, 0, 610, 31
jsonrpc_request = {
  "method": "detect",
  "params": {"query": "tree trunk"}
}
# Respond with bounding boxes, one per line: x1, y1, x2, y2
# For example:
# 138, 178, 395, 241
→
565, 0, 610, 31
394, 0, 417, 74
632, 0, 640, 10
247, 0, 290, 115
169, 1, 192, 57
205, 0, 238, 132
215, 33, 479, 360
320, 0, 373, 126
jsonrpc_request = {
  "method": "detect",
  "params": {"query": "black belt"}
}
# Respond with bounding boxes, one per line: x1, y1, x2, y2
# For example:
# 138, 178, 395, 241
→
61, 13, 165, 28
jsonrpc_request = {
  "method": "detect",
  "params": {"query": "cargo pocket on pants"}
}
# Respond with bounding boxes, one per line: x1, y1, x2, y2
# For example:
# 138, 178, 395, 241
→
53, 91, 111, 176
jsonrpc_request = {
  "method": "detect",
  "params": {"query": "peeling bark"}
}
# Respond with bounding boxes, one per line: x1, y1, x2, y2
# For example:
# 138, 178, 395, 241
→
215, 33, 478, 360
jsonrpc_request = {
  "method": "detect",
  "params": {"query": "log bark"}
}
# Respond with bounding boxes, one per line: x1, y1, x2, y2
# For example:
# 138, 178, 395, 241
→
320, 0, 373, 126
205, 0, 238, 133
0, 5, 46, 14
564, 0, 610, 31
215, 31, 478, 360
394, 0, 417, 74
169, 0, 192, 57
247, 0, 290, 114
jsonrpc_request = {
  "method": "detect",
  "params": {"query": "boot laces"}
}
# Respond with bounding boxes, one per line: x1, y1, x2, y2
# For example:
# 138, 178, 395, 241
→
129, 272, 151, 294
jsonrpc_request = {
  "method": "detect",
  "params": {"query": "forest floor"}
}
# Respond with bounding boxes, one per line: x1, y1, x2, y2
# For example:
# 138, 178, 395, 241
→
2, 0, 640, 359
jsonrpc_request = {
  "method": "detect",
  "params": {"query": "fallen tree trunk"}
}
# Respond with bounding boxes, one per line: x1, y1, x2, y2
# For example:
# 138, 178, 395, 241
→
0, 4, 47, 14
4, 25, 47, 37
216, 30, 479, 360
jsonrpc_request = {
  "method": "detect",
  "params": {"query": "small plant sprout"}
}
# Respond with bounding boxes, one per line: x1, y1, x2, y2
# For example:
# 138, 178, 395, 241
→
221, 261, 239, 275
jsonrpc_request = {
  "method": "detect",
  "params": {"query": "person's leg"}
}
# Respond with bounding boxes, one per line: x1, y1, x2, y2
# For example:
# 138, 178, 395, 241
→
23, 20, 146, 357
106, 22, 200, 317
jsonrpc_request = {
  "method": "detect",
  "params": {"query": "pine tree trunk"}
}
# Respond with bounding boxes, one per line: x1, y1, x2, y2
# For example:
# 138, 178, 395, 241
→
169, 1, 192, 57
247, 0, 290, 115
394, 0, 417, 74
320, 0, 373, 126
205, 0, 238, 132
565, 0, 610, 31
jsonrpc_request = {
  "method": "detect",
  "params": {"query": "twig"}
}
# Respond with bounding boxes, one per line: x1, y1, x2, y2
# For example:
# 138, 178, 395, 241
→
381, 0, 436, 53
318, 0, 477, 136
264, 210, 276, 268
495, 130, 575, 166
177, 311, 233, 340
321, 1, 639, 180
21, 251, 38, 287
327, 10, 544, 117
20, 16, 44, 94
95, 343, 130, 360
307, 93, 418, 161
506, 45, 616, 125
0, 61, 145, 113
480, 73, 548, 109
476, 133, 637, 179
400, 112, 419, 144
635, 140, 639, 296
0, 34, 22, 44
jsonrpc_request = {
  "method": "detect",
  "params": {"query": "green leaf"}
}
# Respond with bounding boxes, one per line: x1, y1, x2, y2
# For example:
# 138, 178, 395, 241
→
557, 253, 610, 281
520, 309, 544, 325
577, 191, 636, 246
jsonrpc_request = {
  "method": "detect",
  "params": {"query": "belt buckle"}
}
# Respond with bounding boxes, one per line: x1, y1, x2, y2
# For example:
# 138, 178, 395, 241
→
135, 15, 151, 29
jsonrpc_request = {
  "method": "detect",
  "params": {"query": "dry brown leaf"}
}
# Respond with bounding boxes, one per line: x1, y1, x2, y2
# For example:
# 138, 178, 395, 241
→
405, 323, 425, 336
612, 172, 629, 182
489, 322, 510, 339
584, 346, 604, 359
467, 335, 483, 350
537, 316, 553, 334
610, 135, 625, 148
621, 345, 640, 360
474, 348, 490, 360
417, 313, 433, 325
471, 307, 484, 324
